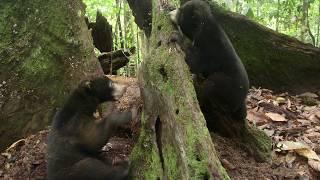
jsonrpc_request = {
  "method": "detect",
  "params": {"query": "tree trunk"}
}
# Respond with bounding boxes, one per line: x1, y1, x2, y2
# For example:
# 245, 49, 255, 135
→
116, 0, 124, 49
127, 0, 152, 37
301, 0, 308, 42
129, 1, 231, 179
0, 0, 102, 150
316, 3, 320, 46
276, 0, 280, 32
208, 1, 320, 93
88, 11, 113, 53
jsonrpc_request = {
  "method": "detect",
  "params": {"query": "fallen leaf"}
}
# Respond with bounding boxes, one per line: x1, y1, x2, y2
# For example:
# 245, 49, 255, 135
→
247, 110, 268, 125
297, 119, 311, 126
305, 131, 320, 138
302, 136, 313, 145
265, 112, 287, 122
308, 159, 320, 172
5, 139, 25, 152
1, 152, 11, 159
305, 128, 315, 134
276, 141, 320, 171
287, 99, 292, 108
299, 92, 319, 98
277, 141, 320, 161
307, 114, 319, 123
303, 106, 317, 111
273, 135, 284, 142
315, 111, 320, 120
278, 92, 288, 97
263, 129, 274, 137
276, 97, 286, 104
277, 141, 307, 151
272, 100, 279, 106
295, 148, 320, 160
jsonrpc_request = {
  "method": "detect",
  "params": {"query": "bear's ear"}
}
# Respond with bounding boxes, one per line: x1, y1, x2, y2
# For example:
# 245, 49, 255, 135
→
84, 80, 92, 92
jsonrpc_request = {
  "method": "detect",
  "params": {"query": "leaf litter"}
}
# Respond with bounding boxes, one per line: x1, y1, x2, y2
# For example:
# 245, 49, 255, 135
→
0, 80, 320, 179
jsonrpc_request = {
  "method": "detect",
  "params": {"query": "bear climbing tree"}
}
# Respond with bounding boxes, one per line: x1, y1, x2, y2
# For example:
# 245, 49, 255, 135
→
129, 0, 258, 179
126, 0, 317, 178
169, 0, 250, 136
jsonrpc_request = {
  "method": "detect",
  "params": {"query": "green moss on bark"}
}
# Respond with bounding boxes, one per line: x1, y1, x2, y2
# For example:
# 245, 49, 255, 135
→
130, 113, 163, 179
241, 122, 272, 162
0, 0, 101, 150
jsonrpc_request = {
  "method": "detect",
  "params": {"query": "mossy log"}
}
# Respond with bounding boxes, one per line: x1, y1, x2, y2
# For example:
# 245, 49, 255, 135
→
0, 0, 101, 150
98, 48, 135, 74
129, 1, 229, 179
206, 1, 320, 93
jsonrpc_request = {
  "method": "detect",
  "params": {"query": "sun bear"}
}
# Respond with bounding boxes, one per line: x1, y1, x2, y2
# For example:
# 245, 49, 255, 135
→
170, 0, 249, 132
47, 77, 136, 180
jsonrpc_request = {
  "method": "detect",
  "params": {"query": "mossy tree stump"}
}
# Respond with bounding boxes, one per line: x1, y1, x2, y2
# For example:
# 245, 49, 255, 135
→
129, 0, 230, 179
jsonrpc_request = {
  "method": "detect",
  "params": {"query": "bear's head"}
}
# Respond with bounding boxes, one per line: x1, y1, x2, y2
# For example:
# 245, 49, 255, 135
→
170, 0, 212, 41
82, 77, 127, 103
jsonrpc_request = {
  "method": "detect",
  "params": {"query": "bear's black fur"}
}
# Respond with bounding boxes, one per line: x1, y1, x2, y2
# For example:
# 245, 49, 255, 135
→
170, 0, 249, 132
47, 77, 134, 180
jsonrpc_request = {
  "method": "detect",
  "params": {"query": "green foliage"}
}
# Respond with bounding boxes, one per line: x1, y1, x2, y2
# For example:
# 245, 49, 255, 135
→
215, 0, 320, 47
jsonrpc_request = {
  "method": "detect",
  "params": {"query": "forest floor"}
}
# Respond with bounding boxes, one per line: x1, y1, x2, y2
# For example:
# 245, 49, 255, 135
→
0, 76, 320, 179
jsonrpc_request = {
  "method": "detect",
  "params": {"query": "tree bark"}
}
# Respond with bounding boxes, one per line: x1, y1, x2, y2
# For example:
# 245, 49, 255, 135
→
127, 0, 152, 37
116, 0, 124, 49
88, 11, 113, 53
0, 0, 102, 150
129, 1, 230, 179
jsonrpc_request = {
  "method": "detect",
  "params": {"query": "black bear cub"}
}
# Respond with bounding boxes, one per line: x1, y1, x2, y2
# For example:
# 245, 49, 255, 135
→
170, 0, 249, 132
47, 77, 135, 180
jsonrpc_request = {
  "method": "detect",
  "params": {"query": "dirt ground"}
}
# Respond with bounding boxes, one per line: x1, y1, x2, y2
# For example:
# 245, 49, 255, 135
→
214, 134, 316, 180
0, 76, 319, 179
